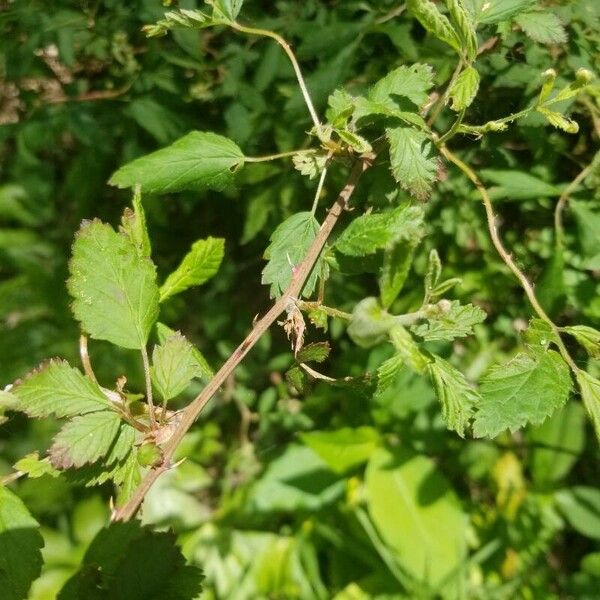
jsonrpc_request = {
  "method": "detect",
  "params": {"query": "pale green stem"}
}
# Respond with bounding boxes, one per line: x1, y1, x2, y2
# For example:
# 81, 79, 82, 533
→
231, 21, 323, 137
140, 345, 157, 429
245, 148, 317, 163
311, 165, 328, 215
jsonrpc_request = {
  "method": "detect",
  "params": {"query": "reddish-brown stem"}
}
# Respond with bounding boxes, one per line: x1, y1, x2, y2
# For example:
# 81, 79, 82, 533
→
111, 155, 373, 521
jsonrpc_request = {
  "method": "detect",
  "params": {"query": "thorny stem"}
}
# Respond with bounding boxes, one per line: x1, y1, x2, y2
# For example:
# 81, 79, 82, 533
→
111, 154, 374, 522
231, 22, 323, 137
441, 145, 579, 374
554, 164, 592, 249
140, 345, 157, 429
245, 148, 317, 163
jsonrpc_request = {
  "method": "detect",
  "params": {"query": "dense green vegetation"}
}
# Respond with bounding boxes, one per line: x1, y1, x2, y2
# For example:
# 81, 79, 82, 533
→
1, 0, 600, 597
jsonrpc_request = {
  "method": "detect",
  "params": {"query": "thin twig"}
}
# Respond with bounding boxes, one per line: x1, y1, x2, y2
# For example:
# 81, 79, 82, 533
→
441, 146, 578, 374
79, 334, 98, 384
311, 163, 328, 215
231, 22, 323, 136
245, 148, 317, 163
111, 154, 374, 522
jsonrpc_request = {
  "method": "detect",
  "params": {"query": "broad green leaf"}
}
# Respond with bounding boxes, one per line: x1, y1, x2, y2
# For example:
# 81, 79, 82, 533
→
427, 355, 480, 437
49, 410, 121, 469
353, 97, 427, 128
12, 359, 112, 418
296, 342, 331, 364
555, 487, 600, 540
563, 326, 600, 359
411, 301, 486, 342
407, 0, 461, 51
335, 204, 424, 256
515, 10, 567, 45
68, 219, 159, 350
120, 188, 151, 259
0, 487, 44, 600
379, 242, 414, 309
527, 403, 585, 485
366, 447, 467, 589
523, 318, 560, 347
570, 202, 600, 269
14, 452, 60, 479
262, 212, 321, 298
160, 236, 224, 302
480, 169, 561, 201
109, 131, 244, 194
473, 349, 572, 438
577, 370, 600, 442
151, 332, 202, 402
449, 66, 480, 111
58, 521, 204, 600
386, 127, 438, 201
473, 0, 535, 24
301, 427, 380, 473
347, 297, 395, 348
368, 63, 434, 110
156, 322, 214, 379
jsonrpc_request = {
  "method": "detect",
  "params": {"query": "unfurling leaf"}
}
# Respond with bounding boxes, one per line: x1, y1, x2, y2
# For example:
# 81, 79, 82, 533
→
120, 188, 151, 258
379, 242, 414, 309
446, 0, 478, 60
262, 212, 321, 298
473, 349, 572, 438
12, 359, 112, 418
0, 487, 44, 600
109, 131, 244, 194
411, 301, 486, 342
386, 127, 438, 201
68, 219, 159, 349
49, 410, 121, 469
160, 236, 224, 302
407, 0, 461, 52
157, 322, 214, 379
449, 66, 480, 111
151, 332, 203, 402
428, 355, 480, 437
537, 107, 579, 134
214, 0, 245, 21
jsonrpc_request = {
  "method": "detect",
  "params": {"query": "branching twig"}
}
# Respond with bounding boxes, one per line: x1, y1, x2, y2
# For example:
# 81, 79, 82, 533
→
441, 145, 578, 374
111, 154, 374, 521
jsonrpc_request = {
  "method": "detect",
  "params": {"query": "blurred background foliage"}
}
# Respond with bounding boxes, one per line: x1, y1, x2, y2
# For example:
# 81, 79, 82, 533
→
1, 0, 600, 597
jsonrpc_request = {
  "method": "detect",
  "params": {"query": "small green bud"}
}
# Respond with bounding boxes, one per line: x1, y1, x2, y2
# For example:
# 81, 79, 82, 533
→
575, 68, 594, 86
137, 442, 162, 467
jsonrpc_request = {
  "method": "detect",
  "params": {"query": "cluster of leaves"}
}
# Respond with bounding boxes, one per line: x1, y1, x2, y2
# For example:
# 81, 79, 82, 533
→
1, 0, 600, 598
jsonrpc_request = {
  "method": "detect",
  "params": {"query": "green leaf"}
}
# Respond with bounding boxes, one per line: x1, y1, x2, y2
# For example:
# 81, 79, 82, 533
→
292, 153, 327, 180
12, 359, 112, 418
480, 169, 561, 201
347, 297, 396, 348
335, 204, 424, 256
214, 0, 244, 21
262, 212, 321, 298
570, 202, 600, 269
49, 410, 122, 469
120, 188, 151, 259
0, 487, 44, 600
68, 219, 159, 350
151, 332, 202, 402
536, 107, 579, 134
473, 349, 572, 438
389, 324, 432, 373
448, 66, 480, 111
109, 131, 245, 194
159, 236, 224, 302
300, 427, 380, 473
576, 370, 600, 442
386, 127, 438, 201
411, 301, 486, 342
58, 521, 204, 600
326, 89, 355, 127
379, 242, 414, 309
407, 0, 461, 51
446, 0, 478, 59
14, 452, 60, 479
427, 355, 480, 437
563, 326, 600, 359
556, 487, 600, 540
156, 322, 214, 379
368, 64, 434, 111
515, 10, 567, 45
474, 0, 535, 24
365, 447, 467, 590
296, 342, 331, 364
527, 403, 585, 485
